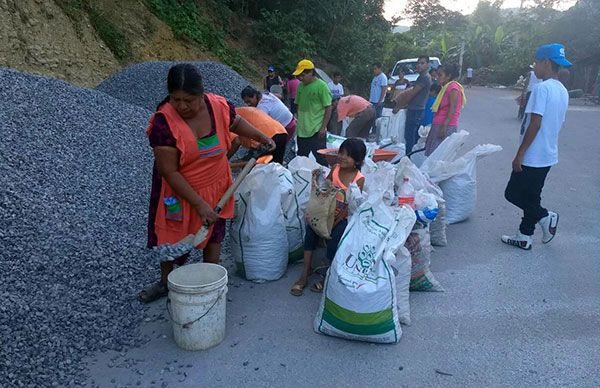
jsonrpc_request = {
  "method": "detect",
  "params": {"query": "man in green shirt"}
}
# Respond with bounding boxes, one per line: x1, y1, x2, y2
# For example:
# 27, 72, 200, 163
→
293, 59, 332, 166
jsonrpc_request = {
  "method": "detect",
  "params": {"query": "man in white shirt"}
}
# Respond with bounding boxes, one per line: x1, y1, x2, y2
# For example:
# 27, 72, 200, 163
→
502, 43, 572, 250
369, 63, 388, 118
327, 72, 344, 134
466, 67, 473, 88
328, 72, 344, 99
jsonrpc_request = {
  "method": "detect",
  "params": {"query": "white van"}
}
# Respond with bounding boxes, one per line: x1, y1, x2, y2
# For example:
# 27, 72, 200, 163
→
388, 57, 442, 85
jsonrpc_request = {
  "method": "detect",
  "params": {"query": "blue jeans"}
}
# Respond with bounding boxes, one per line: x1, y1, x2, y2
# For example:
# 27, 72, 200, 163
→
304, 219, 348, 261
372, 102, 384, 118
404, 109, 424, 153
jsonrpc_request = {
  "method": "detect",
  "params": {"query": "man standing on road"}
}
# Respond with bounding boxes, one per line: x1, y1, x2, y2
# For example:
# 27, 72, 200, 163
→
466, 66, 473, 88
293, 59, 332, 166
264, 65, 283, 92
502, 44, 572, 250
328, 72, 344, 99
369, 63, 388, 119
394, 55, 432, 152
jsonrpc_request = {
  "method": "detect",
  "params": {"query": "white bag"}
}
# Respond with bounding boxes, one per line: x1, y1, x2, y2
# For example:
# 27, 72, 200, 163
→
406, 224, 443, 292
380, 108, 406, 143
314, 197, 416, 343
273, 164, 305, 263
396, 157, 447, 244
287, 156, 329, 219
395, 157, 444, 200
430, 201, 447, 246
434, 144, 502, 224
231, 164, 289, 282
414, 190, 439, 224
361, 160, 396, 207
326, 133, 346, 149
419, 130, 469, 178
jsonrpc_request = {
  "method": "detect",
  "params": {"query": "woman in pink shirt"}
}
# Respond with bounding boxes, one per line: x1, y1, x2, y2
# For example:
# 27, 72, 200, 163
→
335, 95, 376, 139
287, 74, 300, 116
425, 64, 466, 155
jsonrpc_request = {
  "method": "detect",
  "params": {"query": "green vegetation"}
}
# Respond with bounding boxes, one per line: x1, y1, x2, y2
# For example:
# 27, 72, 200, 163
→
145, 0, 246, 74
54, 0, 84, 20
54, 0, 131, 61
398, 0, 600, 88
249, 0, 390, 92
87, 7, 131, 61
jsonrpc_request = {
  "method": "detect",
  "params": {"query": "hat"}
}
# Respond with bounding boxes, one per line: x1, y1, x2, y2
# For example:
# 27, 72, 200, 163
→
292, 59, 315, 76
535, 44, 572, 68
267, 65, 275, 72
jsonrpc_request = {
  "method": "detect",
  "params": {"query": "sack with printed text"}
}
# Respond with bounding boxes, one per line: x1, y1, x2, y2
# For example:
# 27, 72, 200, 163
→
314, 196, 416, 343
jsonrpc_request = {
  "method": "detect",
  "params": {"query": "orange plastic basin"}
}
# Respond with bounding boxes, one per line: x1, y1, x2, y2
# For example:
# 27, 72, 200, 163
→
317, 148, 399, 165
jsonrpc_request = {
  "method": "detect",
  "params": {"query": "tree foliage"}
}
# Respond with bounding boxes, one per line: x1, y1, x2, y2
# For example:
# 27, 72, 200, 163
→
392, 0, 598, 87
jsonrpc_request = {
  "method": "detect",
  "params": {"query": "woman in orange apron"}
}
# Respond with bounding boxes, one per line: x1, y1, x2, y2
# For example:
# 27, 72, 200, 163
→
139, 64, 275, 303
229, 106, 289, 164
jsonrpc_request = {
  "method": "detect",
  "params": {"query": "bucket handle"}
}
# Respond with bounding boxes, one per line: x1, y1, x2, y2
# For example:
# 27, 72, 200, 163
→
166, 289, 225, 329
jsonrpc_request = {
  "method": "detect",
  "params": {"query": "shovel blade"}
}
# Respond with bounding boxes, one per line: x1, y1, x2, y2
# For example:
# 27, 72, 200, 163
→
193, 226, 210, 247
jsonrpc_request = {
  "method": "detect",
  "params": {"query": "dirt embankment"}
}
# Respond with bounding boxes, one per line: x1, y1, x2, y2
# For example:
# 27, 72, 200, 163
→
0, 0, 225, 87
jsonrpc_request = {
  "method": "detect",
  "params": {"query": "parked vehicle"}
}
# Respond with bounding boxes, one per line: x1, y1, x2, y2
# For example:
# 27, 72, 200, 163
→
384, 57, 442, 108
388, 57, 442, 85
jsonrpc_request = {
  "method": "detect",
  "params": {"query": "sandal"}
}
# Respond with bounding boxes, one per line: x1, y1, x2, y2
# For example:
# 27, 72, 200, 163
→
138, 281, 168, 304
290, 280, 307, 296
310, 280, 324, 293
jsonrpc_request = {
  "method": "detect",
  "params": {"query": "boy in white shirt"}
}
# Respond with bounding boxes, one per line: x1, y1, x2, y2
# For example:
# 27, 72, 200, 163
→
328, 72, 344, 99
502, 44, 572, 250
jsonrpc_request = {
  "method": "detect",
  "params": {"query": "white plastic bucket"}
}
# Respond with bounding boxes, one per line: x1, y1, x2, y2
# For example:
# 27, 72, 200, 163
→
167, 263, 228, 351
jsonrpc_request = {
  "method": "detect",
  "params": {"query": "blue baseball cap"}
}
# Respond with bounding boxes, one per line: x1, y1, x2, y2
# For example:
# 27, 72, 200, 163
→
535, 43, 572, 68
267, 65, 275, 72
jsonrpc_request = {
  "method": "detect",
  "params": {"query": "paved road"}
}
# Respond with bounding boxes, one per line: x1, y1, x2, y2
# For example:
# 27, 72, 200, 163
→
86, 87, 600, 387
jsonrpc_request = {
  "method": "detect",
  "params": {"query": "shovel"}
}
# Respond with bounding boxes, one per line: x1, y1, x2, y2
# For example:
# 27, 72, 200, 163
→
169, 145, 271, 253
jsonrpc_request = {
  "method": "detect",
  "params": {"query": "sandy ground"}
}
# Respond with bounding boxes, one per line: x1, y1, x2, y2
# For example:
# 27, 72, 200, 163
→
85, 86, 600, 387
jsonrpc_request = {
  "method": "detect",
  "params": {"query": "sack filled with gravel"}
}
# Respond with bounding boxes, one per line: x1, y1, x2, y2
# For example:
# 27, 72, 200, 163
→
0, 67, 159, 387
96, 61, 252, 111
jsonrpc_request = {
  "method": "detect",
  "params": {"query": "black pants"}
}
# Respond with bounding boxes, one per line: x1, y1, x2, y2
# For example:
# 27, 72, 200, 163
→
270, 133, 288, 164
297, 132, 327, 166
504, 166, 550, 236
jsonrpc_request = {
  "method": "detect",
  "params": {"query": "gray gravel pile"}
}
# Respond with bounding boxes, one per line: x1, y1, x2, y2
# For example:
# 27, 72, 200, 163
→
0, 67, 164, 387
96, 61, 253, 110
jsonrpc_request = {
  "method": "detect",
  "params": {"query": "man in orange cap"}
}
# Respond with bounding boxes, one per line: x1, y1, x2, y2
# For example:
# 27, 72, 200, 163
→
293, 59, 332, 166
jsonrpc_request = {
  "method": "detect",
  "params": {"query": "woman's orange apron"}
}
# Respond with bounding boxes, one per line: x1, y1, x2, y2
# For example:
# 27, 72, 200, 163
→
146, 94, 233, 248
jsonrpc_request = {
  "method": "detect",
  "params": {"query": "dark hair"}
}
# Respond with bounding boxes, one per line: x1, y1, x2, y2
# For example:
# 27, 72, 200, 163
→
333, 71, 342, 78
438, 64, 460, 80
429, 68, 437, 74
157, 63, 204, 110
418, 55, 430, 63
302, 68, 317, 76
339, 138, 367, 170
430, 83, 442, 94
241, 85, 261, 100
373, 63, 382, 69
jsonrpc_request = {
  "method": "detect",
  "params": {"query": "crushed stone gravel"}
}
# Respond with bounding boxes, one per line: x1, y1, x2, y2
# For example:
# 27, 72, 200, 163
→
95, 61, 253, 110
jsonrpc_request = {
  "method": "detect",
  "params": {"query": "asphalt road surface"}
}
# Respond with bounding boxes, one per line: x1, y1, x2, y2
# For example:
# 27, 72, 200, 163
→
86, 86, 600, 387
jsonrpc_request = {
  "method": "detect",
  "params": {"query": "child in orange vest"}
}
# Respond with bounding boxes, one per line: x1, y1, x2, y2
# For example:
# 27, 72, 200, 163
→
291, 138, 366, 296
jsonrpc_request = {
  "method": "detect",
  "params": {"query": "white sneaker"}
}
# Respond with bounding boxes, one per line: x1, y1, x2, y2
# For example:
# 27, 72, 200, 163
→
538, 212, 559, 244
501, 232, 532, 250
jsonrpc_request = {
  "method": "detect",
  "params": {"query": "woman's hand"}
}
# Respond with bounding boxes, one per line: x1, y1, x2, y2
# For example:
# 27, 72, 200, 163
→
438, 124, 448, 139
261, 136, 276, 151
194, 201, 219, 225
